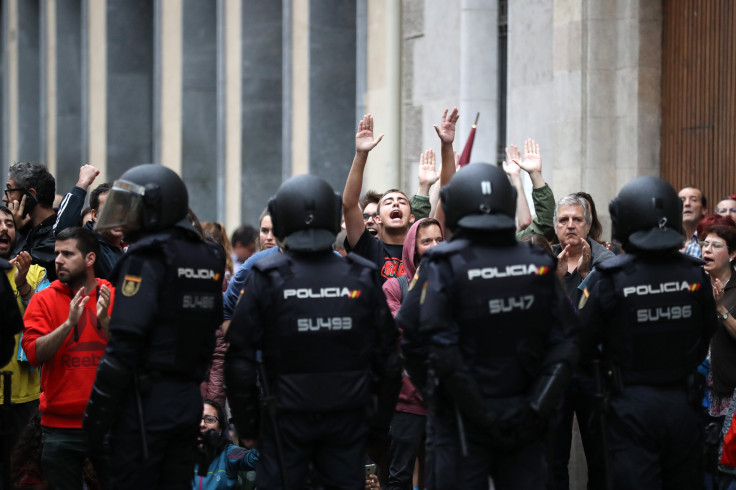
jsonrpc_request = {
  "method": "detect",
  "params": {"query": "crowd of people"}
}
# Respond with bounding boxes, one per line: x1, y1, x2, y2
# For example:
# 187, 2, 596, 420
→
0, 106, 735, 490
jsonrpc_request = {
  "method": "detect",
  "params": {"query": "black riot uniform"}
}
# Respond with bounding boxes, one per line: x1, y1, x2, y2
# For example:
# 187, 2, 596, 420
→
83, 164, 224, 488
578, 176, 717, 489
225, 175, 401, 490
397, 163, 579, 490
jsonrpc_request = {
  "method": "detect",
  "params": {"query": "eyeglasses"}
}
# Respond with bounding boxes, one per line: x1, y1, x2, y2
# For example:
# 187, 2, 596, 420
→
362, 213, 377, 221
717, 208, 736, 215
699, 240, 728, 250
201, 415, 219, 424
3, 188, 25, 199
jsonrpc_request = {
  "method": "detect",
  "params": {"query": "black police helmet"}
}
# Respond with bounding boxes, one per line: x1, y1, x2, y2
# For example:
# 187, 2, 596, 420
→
609, 176, 684, 252
440, 162, 517, 233
119, 164, 189, 232
267, 174, 341, 252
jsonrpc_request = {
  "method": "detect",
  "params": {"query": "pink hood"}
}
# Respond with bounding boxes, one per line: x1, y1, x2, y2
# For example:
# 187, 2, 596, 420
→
382, 218, 444, 317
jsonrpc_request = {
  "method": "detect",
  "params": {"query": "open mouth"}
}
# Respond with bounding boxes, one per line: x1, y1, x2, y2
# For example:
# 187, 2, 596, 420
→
367, 228, 378, 236
390, 209, 403, 220
0, 234, 10, 246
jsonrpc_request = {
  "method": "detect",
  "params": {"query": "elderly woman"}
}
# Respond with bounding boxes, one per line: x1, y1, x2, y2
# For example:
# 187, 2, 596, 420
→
194, 399, 259, 489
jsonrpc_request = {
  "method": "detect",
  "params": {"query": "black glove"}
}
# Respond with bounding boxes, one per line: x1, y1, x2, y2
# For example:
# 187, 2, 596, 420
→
493, 404, 547, 449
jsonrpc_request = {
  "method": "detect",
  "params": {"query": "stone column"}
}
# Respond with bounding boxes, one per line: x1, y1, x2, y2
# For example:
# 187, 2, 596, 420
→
552, 0, 662, 237
106, 0, 154, 180
10, 0, 41, 164
459, 0, 497, 164
181, 0, 217, 221
363, 0, 401, 194
241, 0, 283, 225
224, 0, 242, 232
307, 0, 356, 192
51, 0, 83, 192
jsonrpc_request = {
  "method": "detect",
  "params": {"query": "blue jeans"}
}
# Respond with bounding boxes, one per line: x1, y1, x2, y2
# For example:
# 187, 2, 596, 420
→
41, 426, 109, 489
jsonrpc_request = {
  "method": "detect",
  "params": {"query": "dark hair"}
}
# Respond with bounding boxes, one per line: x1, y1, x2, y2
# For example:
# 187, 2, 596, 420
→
574, 192, 603, 242
56, 226, 100, 258
376, 188, 410, 215
519, 232, 555, 258
203, 398, 230, 453
681, 185, 707, 209
231, 224, 258, 247
696, 214, 734, 239
703, 224, 736, 254
0, 205, 12, 221
359, 190, 381, 211
8, 161, 56, 207
413, 218, 443, 267
203, 222, 233, 274
89, 183, 112, 212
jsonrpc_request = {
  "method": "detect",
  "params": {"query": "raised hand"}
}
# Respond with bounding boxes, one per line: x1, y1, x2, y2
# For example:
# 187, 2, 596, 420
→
714, 278, 726, 307
518, 138, 542, 175
68, 287, 89, 326
10, 251, 32, 287
418, 149, 440, 189
502, 145, 522, 178
355, 114, 384, 154
556, 244, 570, 280
576, 239, 592, 278
96, 284, 111, 322
76, 164, 100, 190
8, 194, 31, 229
434, 107, 460, 145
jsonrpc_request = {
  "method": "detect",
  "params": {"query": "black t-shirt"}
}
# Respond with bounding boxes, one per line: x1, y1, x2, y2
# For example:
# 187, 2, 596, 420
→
345, 229, 404, 284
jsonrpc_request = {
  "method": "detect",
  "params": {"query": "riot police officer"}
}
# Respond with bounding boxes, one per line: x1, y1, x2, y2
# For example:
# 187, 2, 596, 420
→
397, 163, 579, 490
225, 174, 401, 489
83, 164, 224, 488
578, 176, 717, 489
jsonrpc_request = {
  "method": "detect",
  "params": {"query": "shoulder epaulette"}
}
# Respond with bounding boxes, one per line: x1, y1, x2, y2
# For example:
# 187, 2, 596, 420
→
424, 238, 470, 259
252, 250, 289, 273
596, 253, 636, 273
345, 252, 377, 271
681, 253, 706, 266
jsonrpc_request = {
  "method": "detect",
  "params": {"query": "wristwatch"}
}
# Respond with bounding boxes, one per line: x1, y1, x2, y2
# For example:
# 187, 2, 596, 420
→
722, 310, 731, 320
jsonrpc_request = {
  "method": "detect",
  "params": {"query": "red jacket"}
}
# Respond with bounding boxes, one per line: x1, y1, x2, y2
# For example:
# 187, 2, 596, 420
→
21, 279, 113, 428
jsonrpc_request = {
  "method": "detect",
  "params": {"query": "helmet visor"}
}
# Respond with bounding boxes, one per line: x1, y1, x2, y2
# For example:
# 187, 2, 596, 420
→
94, 179, 145, 233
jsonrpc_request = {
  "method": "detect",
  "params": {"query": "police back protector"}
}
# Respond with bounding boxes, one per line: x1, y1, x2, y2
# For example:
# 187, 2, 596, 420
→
595, 253, 711, 385
120, 231, 224, 381
253, 251, 384, 412
423, 240, 560, 399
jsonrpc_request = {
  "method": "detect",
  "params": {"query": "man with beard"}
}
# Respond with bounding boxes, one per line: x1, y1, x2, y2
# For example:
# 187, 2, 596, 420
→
0, 206, 50, 481
21, 227, 113, 489
54, 164, 126, 278
3, 162, 58, 280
